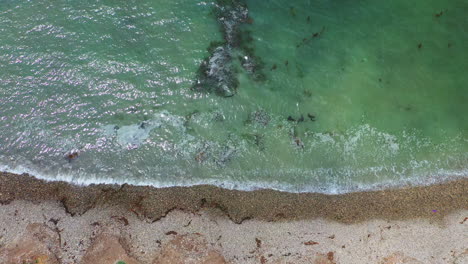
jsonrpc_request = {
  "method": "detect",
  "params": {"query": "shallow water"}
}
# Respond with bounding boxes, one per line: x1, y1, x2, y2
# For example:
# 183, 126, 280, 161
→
0, 0, 467, 193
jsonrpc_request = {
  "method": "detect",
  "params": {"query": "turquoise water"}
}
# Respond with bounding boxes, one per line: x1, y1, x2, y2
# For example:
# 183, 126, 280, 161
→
0, 0, 467, 193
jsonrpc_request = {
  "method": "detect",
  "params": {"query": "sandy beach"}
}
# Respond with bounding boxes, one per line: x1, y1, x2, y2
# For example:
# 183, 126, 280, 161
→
0, 172, 467, 264
1, 0, 467, 263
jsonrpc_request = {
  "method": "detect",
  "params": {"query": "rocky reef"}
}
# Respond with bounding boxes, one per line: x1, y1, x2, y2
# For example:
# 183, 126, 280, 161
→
192, 0, 265, 97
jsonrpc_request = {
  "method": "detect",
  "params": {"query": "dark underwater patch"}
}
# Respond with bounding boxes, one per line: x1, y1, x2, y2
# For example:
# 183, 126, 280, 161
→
192, 0, 265, 97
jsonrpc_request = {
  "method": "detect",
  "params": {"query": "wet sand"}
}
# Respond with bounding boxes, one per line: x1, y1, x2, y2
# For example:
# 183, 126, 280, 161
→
0, 171, 467, 263
1, 172, 466, 223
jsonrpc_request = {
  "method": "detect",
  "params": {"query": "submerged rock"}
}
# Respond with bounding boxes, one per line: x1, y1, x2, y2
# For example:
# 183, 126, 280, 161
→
216, 145, 237, 166
215, 0, 249, 45
193, 46, 238, 97
192, 0, 265, 97
246, 110, 270, 127
242, 133, 265, 151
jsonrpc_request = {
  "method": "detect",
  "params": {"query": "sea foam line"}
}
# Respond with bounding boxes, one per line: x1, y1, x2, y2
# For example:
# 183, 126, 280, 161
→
1, 163, 466, 195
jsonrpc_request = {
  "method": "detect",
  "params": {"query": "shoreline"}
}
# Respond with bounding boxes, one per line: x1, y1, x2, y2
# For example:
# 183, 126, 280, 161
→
1, 171, 467, 263
1, 171, 466, 223
5, 164, 465, 195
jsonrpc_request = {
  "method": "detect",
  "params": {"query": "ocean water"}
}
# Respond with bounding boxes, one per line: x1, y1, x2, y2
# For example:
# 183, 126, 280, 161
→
0, 0, 467, 193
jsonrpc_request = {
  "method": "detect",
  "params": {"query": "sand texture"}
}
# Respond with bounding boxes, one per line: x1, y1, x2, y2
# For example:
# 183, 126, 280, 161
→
0, 172, 467, 263
0, 200, 467, 264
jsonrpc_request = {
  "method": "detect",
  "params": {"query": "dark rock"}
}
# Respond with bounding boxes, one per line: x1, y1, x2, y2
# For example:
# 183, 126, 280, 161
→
247, 110, 270, 126
298, 115, 304, 122
192, 0, 265, 97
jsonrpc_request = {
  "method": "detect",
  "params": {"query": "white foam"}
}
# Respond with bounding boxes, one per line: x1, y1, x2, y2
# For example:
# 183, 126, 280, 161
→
2, 120, 467, 194
1, 161, 466, 194
99, 110, 186, 149
116, 123, 158, 148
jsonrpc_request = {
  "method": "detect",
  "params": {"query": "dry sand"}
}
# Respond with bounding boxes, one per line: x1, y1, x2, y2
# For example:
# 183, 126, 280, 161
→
0, 172, 467, 264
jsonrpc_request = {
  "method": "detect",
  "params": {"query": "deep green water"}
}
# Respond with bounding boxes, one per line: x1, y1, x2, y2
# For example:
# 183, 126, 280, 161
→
0, 0, 467, 193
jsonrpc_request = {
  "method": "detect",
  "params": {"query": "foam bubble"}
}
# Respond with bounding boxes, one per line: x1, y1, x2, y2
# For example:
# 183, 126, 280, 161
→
100, 110, 186, 149
1, 158, 466, 194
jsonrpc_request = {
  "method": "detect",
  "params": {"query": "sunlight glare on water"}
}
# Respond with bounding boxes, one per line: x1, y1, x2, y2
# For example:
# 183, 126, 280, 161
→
0, 0, 467, 193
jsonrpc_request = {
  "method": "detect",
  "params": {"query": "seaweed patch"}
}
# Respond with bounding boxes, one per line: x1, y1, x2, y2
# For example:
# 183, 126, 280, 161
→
192, 0, 265, 97
245, 110, 270, 127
